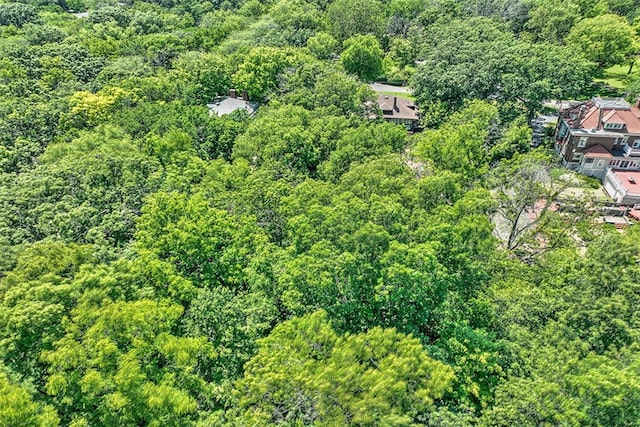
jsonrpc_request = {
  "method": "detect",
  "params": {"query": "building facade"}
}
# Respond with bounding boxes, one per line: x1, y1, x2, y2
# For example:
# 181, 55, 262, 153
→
554, 97, 640, 180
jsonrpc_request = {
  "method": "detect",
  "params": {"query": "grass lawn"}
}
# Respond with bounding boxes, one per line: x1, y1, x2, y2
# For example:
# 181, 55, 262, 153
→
376, 91, 416, 101
593, 61, 639, 91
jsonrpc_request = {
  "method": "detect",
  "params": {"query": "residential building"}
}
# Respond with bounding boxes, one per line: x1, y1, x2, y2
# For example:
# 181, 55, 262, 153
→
554, 97, 640, 180
603, 169, 640, 205
377, 95, 420, 131
207, 89, 257, 117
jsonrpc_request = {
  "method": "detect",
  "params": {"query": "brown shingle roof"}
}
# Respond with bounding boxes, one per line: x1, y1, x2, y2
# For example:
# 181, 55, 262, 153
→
377, 95, 419, 121
581, 144, 613, 158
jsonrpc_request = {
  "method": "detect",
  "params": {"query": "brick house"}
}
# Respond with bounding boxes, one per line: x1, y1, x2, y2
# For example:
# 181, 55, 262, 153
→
554, 97, 640, 180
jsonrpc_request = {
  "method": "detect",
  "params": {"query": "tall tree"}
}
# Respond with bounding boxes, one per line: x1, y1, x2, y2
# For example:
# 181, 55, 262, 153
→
0, 370, 60, 426
341, 34, 384, 81
326, 0, 385, 41
526, 0, 581, 43
43, 299, 217, 426
566, 13, 636, 69
416, 100, 499, 182
489, 150, 572, 253
230, 310, 456, 425
411, 18, 594, 122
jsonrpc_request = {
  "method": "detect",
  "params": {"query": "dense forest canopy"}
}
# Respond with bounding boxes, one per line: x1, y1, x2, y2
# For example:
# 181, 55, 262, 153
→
1, 0, 640, 425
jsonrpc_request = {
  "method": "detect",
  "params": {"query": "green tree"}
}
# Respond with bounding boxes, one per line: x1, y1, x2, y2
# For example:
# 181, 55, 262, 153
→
566, 14, 636, 69
0, 370, 60, 426
306, 32, 338, 59
269, 0, 323, 46
172, 52, 231, 104
319, 123, 407, 181
326, 0, 384, 41
135, 192, 268, 288
231, 310, 456, 425
0, 3, 38, 27
0, 125, 163, 256
526, 0, 580, 43
411, 18, 594, 121
0, 242, 94, 381
232, 104, 350, 176
43, 299, 217, 426
232, 47, 301, 101
341, 34, 384, 81
183, 286, 277, 382
416, 100, 499, 182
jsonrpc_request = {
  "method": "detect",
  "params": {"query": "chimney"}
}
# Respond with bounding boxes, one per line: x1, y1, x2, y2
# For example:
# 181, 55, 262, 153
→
241, 90, 249, 101
229, 89, 237, 99
393, 96, 398, 111
574, 105, 586, 129
597, 106, 604, 130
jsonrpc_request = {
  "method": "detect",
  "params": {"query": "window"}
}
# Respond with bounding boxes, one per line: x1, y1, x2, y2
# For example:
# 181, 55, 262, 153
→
572, 152, 582, 161
578, 137, 588, 148
633, 139, 640, 149
596, 160, 605, 168
585, 158, 594, 164
604, 122, 624, 130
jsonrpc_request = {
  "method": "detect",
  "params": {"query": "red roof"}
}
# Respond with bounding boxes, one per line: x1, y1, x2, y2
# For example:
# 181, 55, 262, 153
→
560, 98, 640, 134
611, 170, 640, 195
581, 144, 613, 158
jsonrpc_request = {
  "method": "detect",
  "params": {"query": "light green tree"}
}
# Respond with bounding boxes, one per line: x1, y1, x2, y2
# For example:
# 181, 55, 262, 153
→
416, 100, 499, 182
306, 32, 338, 60
0, 370, 60, 426
566, 14, 635, 69
231, 310, 456, 425
232, 47, 301, 100
341, 34, 384, 81
43, 299, 217, 426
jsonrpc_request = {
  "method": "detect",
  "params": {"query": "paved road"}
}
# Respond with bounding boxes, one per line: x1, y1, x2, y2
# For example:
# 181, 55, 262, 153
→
370, 83, 412, 93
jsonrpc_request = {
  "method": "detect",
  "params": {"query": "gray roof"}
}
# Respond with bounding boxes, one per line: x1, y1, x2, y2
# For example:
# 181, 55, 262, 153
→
207, 97, 257, 117
593, 97, 630, 110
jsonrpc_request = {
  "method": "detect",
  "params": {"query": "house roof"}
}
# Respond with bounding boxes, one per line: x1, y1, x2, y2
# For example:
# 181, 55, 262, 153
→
611, 170, 640, 195
377, 95, 419, 121
207, 97, 257, 117
581, 144, 613, 158
602, 110, 624, 124
560, 97, 640, 134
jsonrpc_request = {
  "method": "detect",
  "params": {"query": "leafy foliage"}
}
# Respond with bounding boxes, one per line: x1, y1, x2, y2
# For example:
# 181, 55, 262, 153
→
1, 0, 639, 425
231, 311, 456, 425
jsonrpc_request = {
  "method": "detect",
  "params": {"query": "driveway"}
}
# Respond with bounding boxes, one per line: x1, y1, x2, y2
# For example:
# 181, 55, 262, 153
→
370, 83, 412, 93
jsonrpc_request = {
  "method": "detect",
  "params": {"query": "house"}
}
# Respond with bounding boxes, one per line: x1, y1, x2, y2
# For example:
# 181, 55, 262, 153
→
377, 95, 420, 131
603, 169, 640, 205
207, 89, 257, 117
554, 97, 640, 180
